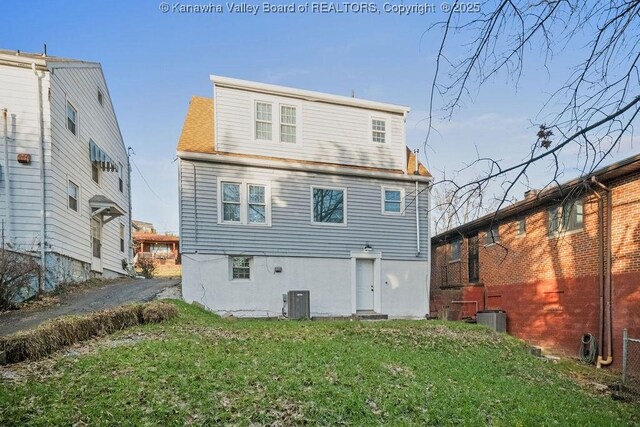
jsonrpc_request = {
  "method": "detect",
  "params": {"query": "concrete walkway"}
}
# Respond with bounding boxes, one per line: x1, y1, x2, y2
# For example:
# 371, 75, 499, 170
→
0, 278, 180, 336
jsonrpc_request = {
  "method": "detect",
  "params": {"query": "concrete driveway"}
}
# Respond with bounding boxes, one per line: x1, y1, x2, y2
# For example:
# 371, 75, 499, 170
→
0, 278, 180, 336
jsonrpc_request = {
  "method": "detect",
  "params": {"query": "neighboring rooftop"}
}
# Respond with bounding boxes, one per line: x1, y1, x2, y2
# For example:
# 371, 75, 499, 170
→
0, 48, 99, 69
177, 96, 431, 177
433, 153, 640, 242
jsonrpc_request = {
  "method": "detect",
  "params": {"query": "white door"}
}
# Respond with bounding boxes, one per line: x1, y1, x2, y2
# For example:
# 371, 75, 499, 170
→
356, 259, 374, 311
91, 218, 102, 272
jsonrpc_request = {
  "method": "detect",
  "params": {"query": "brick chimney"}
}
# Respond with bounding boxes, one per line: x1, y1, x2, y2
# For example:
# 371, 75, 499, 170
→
524, 189, 540, 200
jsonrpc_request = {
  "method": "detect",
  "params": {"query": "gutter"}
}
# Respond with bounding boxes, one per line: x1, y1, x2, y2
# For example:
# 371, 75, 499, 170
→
32, 63, 46, 292
177, 150, 433, 183
2, 108, 9, 242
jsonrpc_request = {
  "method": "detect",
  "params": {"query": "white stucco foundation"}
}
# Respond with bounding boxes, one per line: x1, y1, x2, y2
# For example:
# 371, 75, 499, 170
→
182, 253, 428, 318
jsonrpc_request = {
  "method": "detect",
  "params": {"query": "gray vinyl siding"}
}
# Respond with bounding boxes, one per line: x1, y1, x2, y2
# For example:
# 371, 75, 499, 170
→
179, 160, 429, 261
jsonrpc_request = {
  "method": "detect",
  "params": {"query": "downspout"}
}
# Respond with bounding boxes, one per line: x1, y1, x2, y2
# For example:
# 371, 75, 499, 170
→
2, 108, 9, 242
592, 176, 613, 368
127, 148, 133, 275
414, 149, 420, 256
32, 63, 46, 292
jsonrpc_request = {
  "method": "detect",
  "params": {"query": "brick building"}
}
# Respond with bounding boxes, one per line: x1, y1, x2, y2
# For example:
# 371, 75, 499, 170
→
431, 154, 640, 368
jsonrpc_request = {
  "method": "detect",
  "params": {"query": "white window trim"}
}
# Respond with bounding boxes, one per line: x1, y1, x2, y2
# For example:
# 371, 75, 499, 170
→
217, 178, 272, 226
229, 255, 253, 281
515, 217, 526, 238
67, 178, 80, 214
279, 103, 298, 144
254, 100, 273, 142
381, 186, 405, 216
252, 95, 302, 146
370, 116, 387, 144
65, 97, 79, 138
310, 186, 348, 226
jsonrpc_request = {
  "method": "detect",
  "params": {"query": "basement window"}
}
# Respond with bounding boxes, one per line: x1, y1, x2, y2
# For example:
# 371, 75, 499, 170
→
231, 256, 251, 280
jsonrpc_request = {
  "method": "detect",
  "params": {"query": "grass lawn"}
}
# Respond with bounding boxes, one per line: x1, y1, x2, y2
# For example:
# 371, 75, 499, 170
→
1, 301, 637, 426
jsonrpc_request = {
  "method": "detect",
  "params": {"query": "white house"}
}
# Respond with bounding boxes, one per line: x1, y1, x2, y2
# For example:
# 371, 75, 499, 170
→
0, 49, 131, 291
177, 76, 432, 318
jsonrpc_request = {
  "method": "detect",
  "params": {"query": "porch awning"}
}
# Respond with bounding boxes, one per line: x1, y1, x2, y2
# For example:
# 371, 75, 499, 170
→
89, 140, 118, 172
89, 195, 126, 224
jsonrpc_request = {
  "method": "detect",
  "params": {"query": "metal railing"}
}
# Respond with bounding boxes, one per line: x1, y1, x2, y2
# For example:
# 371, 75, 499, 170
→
622, 329, 640, 393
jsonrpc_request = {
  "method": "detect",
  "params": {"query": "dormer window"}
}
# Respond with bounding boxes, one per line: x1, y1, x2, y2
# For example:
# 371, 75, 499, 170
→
280, 105, 297, 143
255, 102, 273, 140
372, 119, 386, 143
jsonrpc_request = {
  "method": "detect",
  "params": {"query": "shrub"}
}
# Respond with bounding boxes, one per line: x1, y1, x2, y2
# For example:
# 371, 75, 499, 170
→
0, 301, 178, 364
136, 257, 157, 279
0, 249, 41, 311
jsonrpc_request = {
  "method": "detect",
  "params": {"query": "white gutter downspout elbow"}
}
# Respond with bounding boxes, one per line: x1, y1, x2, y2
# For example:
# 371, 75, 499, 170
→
2, 108, 9, 243
414, 149, 420, 256
32, 63, 46, 292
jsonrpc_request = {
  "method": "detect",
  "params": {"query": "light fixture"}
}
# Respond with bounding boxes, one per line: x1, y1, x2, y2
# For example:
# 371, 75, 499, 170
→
363, 242, 372, 252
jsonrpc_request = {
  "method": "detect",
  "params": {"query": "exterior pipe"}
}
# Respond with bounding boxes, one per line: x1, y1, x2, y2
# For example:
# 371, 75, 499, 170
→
32, 63, 46, 292
2, 108, 9, 242
592, 176, 613, 368
414, 149, 420, 256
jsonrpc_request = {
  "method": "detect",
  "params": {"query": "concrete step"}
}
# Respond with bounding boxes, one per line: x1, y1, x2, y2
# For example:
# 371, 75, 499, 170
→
353, 312, 388, 320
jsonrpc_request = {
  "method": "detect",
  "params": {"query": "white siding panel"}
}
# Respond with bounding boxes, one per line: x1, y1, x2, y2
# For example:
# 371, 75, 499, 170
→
214, 86, 406, 170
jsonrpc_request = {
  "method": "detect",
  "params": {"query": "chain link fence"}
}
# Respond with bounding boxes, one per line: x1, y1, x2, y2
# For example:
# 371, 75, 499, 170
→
622, 329, 640, 394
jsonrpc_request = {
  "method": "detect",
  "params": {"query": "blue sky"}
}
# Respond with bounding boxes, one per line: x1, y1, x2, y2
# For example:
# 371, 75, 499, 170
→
3, 1, 636, 233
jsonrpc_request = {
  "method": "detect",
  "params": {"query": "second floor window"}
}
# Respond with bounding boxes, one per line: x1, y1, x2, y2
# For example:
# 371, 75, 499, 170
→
382, 188, 403, 214
91, 163, 100, 184
549, 199, 583, 235
450, 238, 462, 261
68, 180, 79, 212
222, 182, 241, 222
120, 223, 125, 253
255, 102, 272, 140
280, 105, 297, 143
312, 187, 345, 224
372, 119, 386, 143
118, 163, 124, 192
485, 224, 500, 245
517, 217, 526, 236
67, 101, 77, 135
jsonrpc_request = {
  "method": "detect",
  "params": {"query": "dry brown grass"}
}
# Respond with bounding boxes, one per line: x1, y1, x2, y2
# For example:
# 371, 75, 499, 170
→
0, 302, 178, 364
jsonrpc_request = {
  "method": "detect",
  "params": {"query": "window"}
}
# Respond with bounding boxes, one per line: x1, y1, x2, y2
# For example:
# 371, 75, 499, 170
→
312, 188, 345, 224
66, 101, 77, 135
68, 180, 79, 212
248, 185, 266, 224
516, 217, 526, 236
382, 188, 403, 214
91, 162, 100, 184
255, 102, 272, 140
548, 199, 583, 235
450, 238, 462, 261
119, 223, 125, 253
118, 162, 124, 193
231, 256, 251, 280
97, 90, 104, 106
372, 119, 386, 143
280, 105, 297, 143
222, 182, 241, 222
218, 179, 271, 225
485, 224, 500, 245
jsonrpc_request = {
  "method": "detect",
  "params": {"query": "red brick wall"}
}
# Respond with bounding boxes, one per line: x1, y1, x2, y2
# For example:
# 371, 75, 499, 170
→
430, 170, 640, 367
